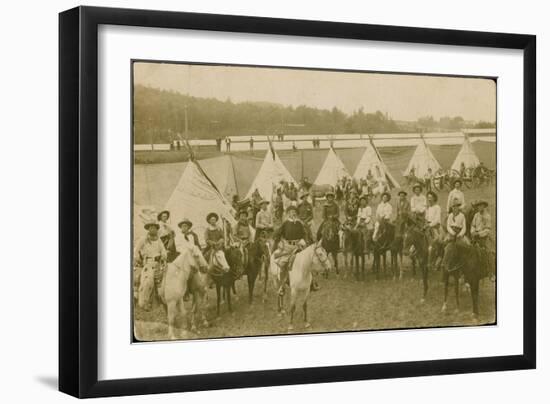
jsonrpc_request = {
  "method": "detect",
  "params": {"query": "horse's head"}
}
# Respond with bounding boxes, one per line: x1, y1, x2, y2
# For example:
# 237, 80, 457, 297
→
225, 246, 243, 273
312, 239, 332, 272
189, 244, 208, 271
211, 249, 230, 272
402, 223, 423, 256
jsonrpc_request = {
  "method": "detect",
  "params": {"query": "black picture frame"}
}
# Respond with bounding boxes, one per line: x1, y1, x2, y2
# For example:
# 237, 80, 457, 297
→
59, 6, 536, 398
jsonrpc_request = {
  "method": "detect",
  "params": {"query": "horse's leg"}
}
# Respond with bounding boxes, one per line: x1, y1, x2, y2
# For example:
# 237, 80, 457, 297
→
442, 271, 449, 312
382, 251, 387, 277
226, 284, 232, 313
303, 299, 310, 328
454, 273, 460, 313
166, 300, 178, 339
421, 261, 428, 303
247, 272, 255, 304
470, 279, 480, 318
215, 283, 221, 317
288, 289, 297, 331
333, 251, 339, 276
262, 261, 269, 303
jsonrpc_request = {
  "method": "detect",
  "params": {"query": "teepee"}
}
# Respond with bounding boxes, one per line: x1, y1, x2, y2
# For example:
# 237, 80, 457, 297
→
353, 138, 400, 189
403, 137, 442, 178
245, 139, 297, 202
314, 147, 350, 186
451, 135, 480, 171
164, 151, 236, 247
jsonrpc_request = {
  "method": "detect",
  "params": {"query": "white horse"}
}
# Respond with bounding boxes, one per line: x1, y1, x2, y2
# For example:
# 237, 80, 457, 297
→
270, 240, 332, 330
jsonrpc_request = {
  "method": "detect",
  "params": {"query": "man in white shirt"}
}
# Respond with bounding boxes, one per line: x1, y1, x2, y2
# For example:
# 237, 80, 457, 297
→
446, 200, 468, 244
410, 183, 427, 220
447, 179, 465, 213
373, 192, 392, 240
425, 191, 442, 241
356, 195, 373, 229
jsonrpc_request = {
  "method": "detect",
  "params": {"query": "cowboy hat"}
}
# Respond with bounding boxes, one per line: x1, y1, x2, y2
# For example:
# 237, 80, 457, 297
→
451, 199, 462, 208
398, 190, 408, 196
474, 200, 489, 208
382, 192, 391, 201
238, 209, 248, 216
325, 191, 335, 198
412, 183, 423, 191
359, 194, 369, 202
144, 221, 160, 230
426, 191, 438, 202
453, 179, 463, 186
258, 199, 270, 205
286, 205, 298, 213
178, 218, 193, 228
157, 210, 170, 221
206, 212, 219, 223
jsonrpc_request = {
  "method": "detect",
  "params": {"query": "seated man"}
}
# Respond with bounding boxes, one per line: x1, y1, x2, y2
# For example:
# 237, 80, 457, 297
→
446, 200, 468, 245
373, 192, 393, 241
470, 200, 494, 279
273, 205, 318, 296
233, 209, 253, 267
425, 191, 443, 242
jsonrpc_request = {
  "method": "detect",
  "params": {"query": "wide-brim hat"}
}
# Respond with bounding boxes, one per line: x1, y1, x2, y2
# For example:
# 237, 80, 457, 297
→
382, 192, 391, 201
451, 200, 462, 208
206, 212, 219, 223
412, 183, 423, 191
157, 210, 170, 221
453, 179, 463, 186
144, 221, 160, 230
359, 195, 369, 202
286, 205, 298, 213
398, 190, 407, 196
474, 200, 489, 208
426, 191, 438, 202
178, 218, 193, 228
325, 191, 335, 198
259, 199, 270, 205
238, 209, 249, 216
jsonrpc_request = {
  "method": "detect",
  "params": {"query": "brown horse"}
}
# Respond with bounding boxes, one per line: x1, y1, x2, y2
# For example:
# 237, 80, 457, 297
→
372, 221, 400, 280
441, 240, 488, 317
245, 238, 271, 304
317, 219, 340, 277
402, 222, 430, 302
210, 246, 242, 316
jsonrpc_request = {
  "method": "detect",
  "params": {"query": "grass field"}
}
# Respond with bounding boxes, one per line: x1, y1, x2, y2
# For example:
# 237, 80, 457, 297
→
134, 184, 497, 342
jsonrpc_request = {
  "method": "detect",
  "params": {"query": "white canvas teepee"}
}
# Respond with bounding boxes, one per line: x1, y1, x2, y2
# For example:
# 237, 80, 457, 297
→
245, 143, 297, 202
403, 138, 442, 178
353, 139, 400, 189
451, 135, 480, 171
164, 158, 236, 247
314, 147, 350, 186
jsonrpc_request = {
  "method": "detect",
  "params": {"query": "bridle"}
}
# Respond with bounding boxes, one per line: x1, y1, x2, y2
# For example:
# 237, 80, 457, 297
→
313, 245, 331, 270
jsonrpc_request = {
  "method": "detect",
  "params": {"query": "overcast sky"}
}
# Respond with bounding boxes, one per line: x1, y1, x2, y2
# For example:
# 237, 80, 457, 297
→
134, 62, 496, 122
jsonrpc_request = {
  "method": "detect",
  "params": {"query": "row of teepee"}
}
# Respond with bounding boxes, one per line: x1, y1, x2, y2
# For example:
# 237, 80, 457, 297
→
404, 134, 481, 178
159, 135, 481, 244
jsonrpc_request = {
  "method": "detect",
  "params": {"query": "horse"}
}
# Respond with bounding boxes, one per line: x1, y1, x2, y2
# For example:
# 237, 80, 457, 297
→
441, 240, 488, 317
269, 239, 332, 330
317, 219, 340, 277
402, 222, 430, 302
209, 246, 241, 316
371, 220, 399, 280
428, 237, 446, 272
342, 226, 368, 280
245, 238, 271, 304
150, 244, 209, 340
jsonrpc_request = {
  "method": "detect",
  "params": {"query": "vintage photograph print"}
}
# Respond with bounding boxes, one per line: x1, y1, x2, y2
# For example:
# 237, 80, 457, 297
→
132, 61, 496, 342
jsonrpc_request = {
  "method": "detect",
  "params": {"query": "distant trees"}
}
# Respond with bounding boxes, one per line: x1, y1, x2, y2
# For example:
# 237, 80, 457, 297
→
415, 115, 495, 131
133, 85, 495, 144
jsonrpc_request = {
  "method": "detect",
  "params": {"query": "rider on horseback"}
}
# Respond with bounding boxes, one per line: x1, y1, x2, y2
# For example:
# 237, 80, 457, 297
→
410, 183, 427, 222
255, 199, 273, 241
425, 191, 443, 242
134, 220, 167, 308
203, 212, 225, 263
297, 191, 313, 241
395, 190, 410, 236
447, 179, 465, 213
470, 200, 494, 280
373, 192, 393, 241
273, 205, 318, 296
233, 209, 253, 267
157, 210, 177, 262
446, 199, 468, 245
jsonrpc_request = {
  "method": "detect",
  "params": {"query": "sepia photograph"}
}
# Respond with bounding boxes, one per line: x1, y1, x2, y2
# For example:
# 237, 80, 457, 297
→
131, 61, 497, 342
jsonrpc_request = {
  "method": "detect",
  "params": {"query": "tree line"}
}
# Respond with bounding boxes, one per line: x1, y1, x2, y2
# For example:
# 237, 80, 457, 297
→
133, 85, 495, 144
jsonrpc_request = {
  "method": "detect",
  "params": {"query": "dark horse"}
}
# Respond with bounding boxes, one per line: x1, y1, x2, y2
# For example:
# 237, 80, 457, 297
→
372, 221, 401, 280
441, 240, 488, 317
342, 227, 369, 280
211, 246, 243, 316
402, 221, 430, 302
317, 218, 340, 277
245, 237, 271, 304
